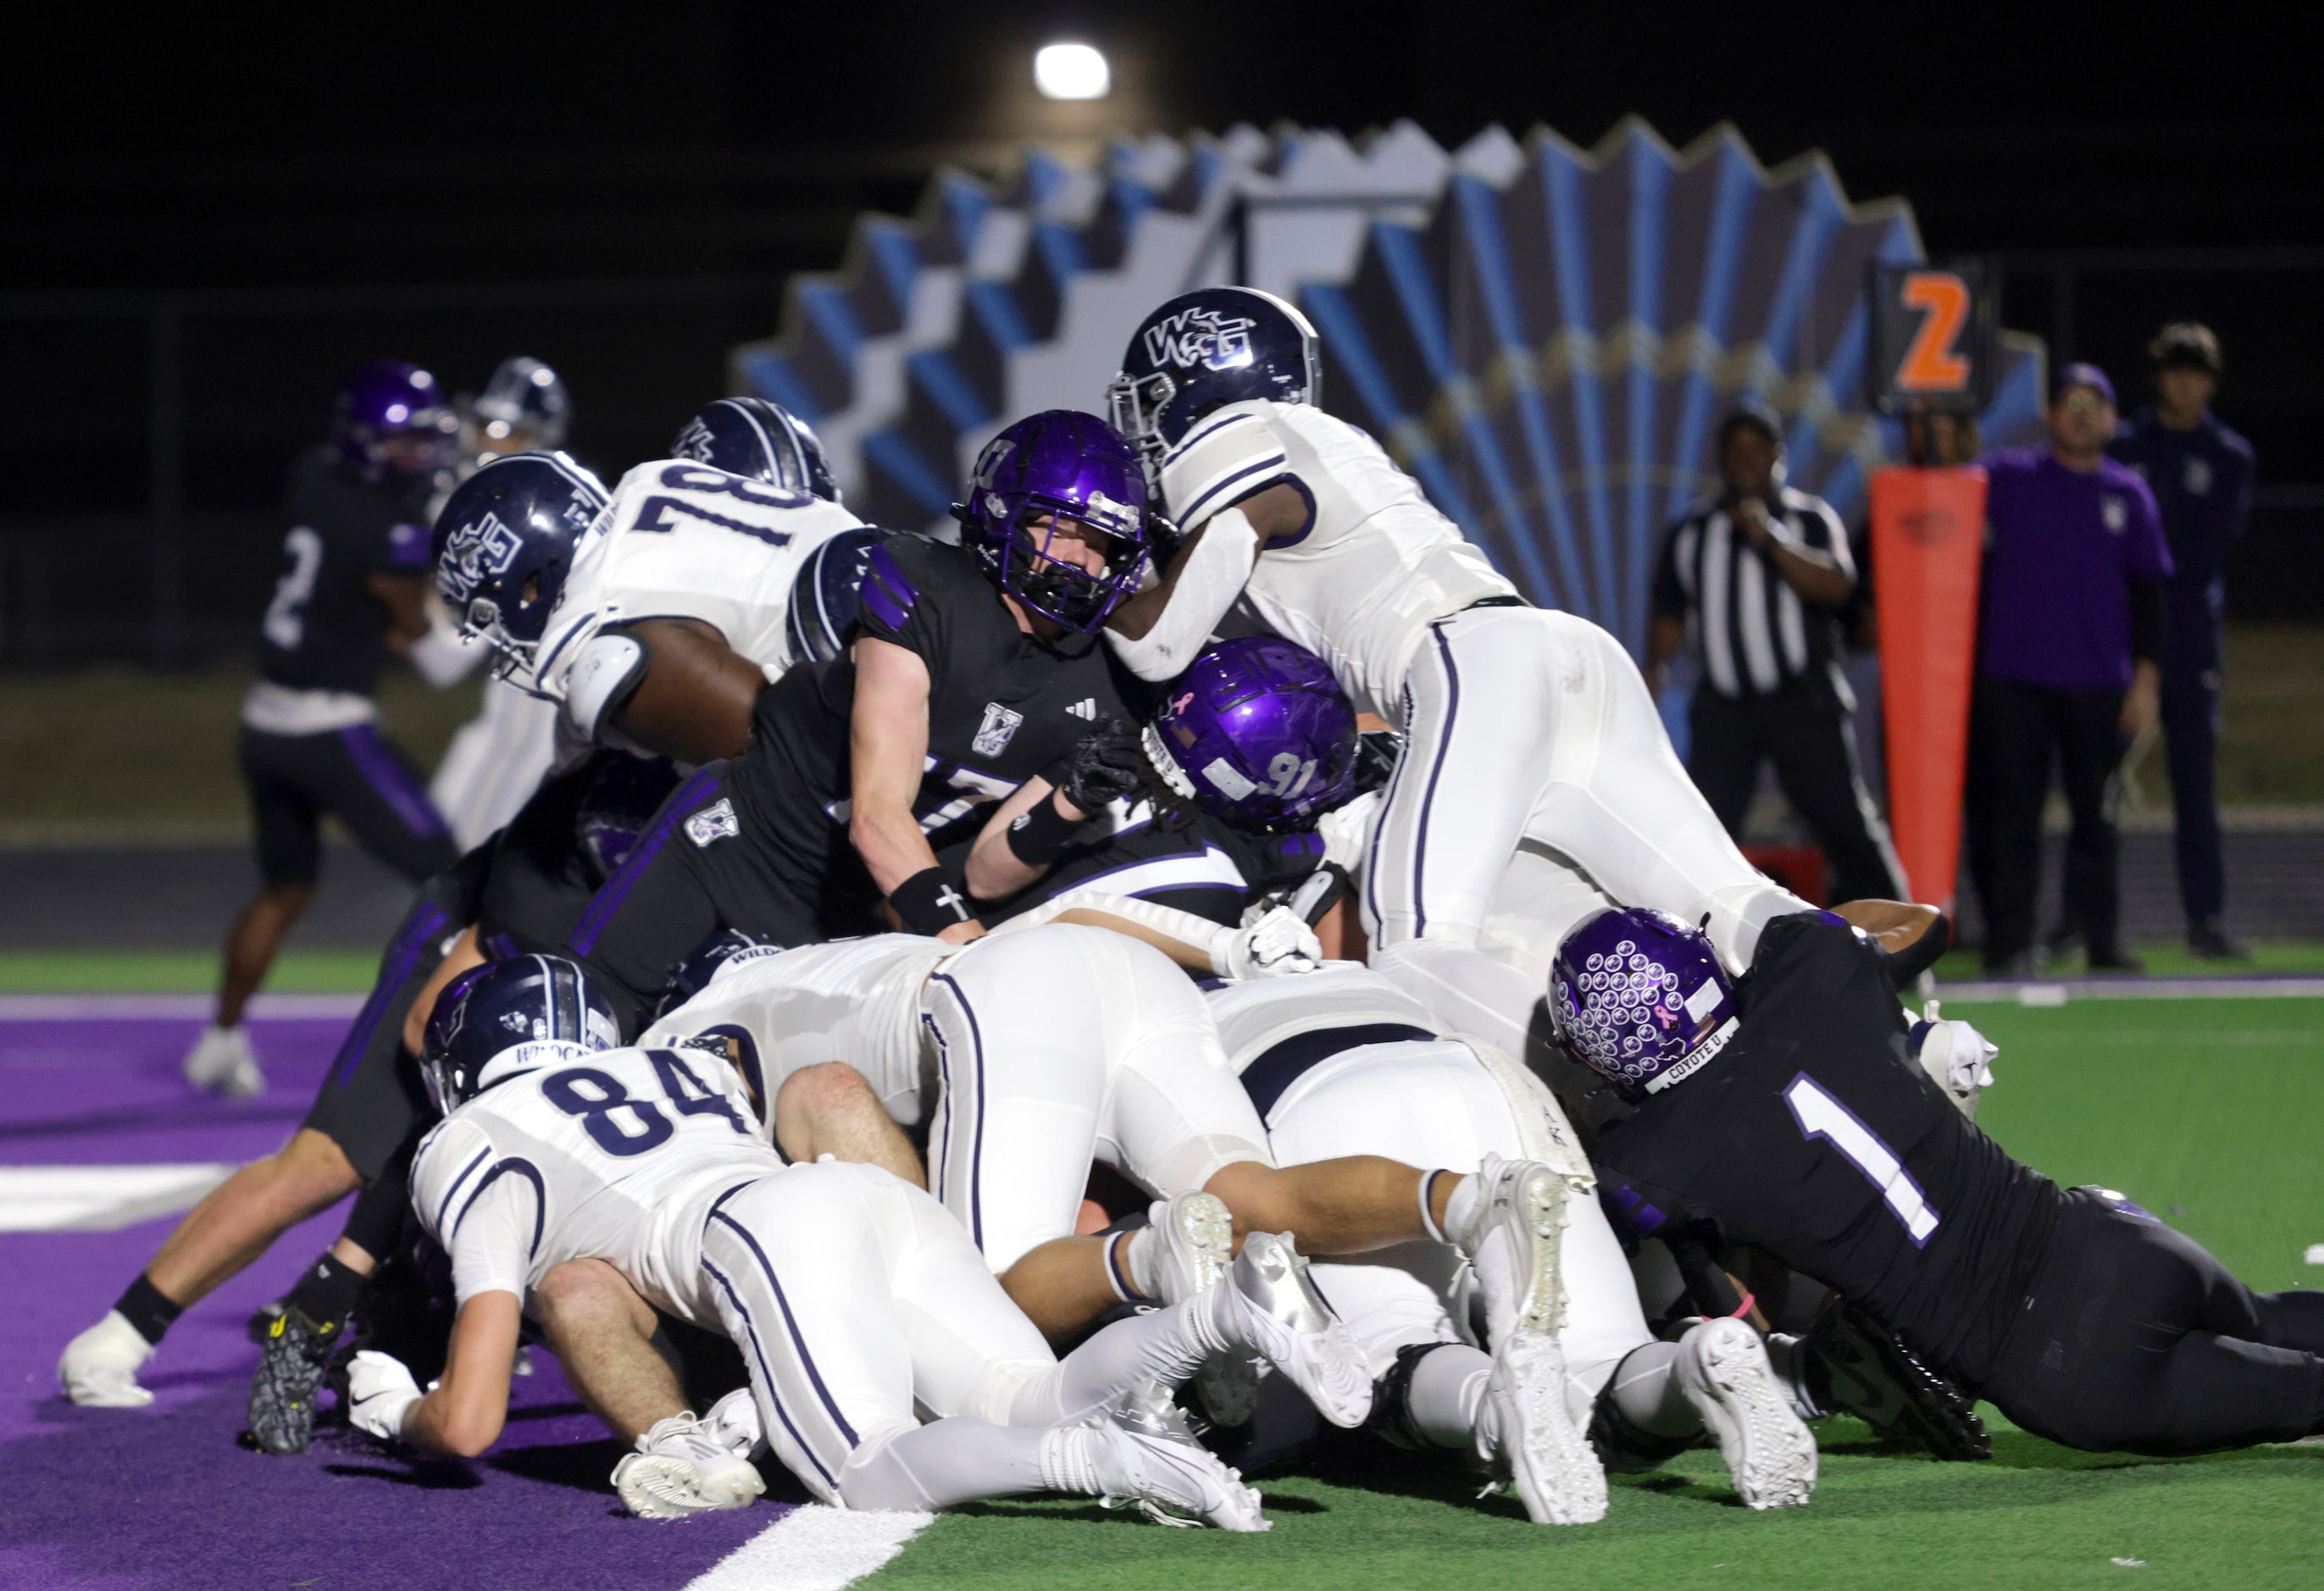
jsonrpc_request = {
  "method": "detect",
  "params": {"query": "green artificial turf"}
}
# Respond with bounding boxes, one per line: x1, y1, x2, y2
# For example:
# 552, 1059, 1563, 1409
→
0, 949, 379, 993
1933, 940, 2324, 983
865, 995, 2324, 1589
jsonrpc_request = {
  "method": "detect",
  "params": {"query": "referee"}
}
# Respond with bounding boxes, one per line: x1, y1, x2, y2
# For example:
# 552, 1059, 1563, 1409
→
1647, 402, 1905, 906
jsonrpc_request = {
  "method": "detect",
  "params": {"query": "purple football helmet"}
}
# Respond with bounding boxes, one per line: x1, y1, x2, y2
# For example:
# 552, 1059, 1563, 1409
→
954, 410, 1151, 632
336, 360, 458, 483
1550, 907, 1740, 1095
1145, 636, 1357, 829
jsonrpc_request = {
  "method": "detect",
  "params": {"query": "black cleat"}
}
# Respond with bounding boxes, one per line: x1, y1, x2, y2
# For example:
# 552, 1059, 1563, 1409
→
246, 1307, 348, 1455
245, 1298, 288, 1344
1806, 1300, 1988, 1461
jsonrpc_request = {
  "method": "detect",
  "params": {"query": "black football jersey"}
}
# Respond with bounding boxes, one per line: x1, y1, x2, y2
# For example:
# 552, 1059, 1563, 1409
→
257, 446, 435, 696
1587, 913, 2066, 1384
475, 755, 637, 957
735, 535, 1138, 873
964, 806, 1328, 929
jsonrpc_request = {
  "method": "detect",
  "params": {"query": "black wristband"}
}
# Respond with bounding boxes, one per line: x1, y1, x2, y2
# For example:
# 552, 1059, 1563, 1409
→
889, 865, 977, 937
1003, 794, 1088, 868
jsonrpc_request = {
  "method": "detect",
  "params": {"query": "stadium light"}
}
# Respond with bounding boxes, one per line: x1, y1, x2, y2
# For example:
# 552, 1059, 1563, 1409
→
1034, 42, 1110, 101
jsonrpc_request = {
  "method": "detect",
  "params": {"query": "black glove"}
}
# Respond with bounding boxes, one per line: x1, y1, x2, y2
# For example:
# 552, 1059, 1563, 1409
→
1047, 717, 1145, 815
1353, 728, 1404, 796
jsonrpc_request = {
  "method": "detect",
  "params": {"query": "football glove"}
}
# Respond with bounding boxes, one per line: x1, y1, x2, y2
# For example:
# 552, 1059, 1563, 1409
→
1051, 717, 1145, 816
347, 1349, 424, 1441
1909, 1001, 1997, 1119
1220, 906, 1323, 980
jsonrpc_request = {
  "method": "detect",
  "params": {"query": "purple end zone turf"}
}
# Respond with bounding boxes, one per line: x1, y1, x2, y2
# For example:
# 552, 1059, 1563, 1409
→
0, 1013, 788, 1591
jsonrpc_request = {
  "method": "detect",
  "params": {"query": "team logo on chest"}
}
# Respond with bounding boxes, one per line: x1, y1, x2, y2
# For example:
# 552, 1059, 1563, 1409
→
685, 798, 740, 847
972, 702, 1024, 759
2183, 456, 2213, 496
2100, 496, 2127, 534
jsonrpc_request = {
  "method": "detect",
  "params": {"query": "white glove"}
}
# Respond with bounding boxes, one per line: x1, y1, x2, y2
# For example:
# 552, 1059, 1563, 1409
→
1218, 906, 1323, 979
1912, 1001, 1997, 1118
347, 1350, 424, 1441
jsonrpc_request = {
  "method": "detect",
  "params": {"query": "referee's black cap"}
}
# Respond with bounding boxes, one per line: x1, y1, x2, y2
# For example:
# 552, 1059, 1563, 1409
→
1717, 399, 1784, 452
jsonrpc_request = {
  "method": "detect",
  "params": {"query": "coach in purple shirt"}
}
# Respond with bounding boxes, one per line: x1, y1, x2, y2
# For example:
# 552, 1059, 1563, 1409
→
1967, 363, 2173, 975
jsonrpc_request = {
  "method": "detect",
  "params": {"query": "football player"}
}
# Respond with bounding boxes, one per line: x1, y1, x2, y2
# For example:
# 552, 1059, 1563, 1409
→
57, 754, 674, 1419
183, 362, 467, 1099
1555, 905, 2324, 1456
1206, 961, 1817, 1521
563, 410, 1155, 1025
354, 954, 1362, 1527
1100, 290, 1816, 1052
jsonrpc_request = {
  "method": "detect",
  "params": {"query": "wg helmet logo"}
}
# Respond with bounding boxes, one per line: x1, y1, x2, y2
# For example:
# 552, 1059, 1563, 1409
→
438, 510, 524, 607
1142, 308, 1256, 373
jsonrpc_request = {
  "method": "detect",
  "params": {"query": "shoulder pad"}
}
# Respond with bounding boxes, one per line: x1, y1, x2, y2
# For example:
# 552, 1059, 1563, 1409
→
857, 540, 924, 632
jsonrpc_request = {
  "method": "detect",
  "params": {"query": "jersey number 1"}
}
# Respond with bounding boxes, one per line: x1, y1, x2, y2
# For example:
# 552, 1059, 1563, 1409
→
1782, 1073, 1940, 1246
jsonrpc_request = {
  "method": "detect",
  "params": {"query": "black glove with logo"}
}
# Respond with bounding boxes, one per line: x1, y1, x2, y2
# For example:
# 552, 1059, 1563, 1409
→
1047, 716, 1145, 817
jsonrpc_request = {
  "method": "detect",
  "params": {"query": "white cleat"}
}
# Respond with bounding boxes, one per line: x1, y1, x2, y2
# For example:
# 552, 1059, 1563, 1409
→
1049, 1422, 1268, 1532
1448, 1155, 1570, 1347
702, 1386, 764, 1460
1477, 1329, 1607, 1525
58, 1310, 158, 1408
1678, 1317, 1818, 1511
1143, 1194, 1245, 1425
612, 1411, 768, 1520
183, 1025, 265, 1099
1213, 1231, 1373, 1429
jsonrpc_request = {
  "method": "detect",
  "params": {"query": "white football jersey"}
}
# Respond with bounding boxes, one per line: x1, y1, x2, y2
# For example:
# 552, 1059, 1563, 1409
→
1204, 962, 1441, 1071
410, 1042, 774, 1317
529, 458, 863, 702
640, 935, 952, 1130
1156, 400, 1517, 722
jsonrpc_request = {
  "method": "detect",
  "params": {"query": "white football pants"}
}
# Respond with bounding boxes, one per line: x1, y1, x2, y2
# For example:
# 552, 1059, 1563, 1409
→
1363, 605, 1809, 972
1260, 1037, 1650, 1420
923, 926, 1273, 1272
694, 1158, 1249, 1511
428, 674, 559, 851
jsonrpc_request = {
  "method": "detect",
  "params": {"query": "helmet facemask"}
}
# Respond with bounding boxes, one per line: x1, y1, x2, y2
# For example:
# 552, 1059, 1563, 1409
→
985, 498, 1149, 634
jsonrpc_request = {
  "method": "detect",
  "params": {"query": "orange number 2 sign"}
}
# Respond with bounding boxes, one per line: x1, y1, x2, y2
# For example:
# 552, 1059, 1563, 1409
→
1896, 272, 1972, 392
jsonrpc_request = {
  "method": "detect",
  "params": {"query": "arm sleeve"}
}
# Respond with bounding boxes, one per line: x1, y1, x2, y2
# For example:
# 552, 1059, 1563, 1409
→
1155, 402, 1291, 530
2129, 577, 2166, 666
853, 539, 944, 664
408, 1117, 538, 1304
1103, 506, 1261, 681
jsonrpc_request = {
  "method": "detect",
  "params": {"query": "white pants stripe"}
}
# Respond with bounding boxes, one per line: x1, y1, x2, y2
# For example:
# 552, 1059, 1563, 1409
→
1363, 606, 1811, 971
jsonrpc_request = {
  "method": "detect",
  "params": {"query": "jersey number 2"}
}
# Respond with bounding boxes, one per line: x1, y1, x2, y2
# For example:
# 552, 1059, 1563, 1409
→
1782, 1073, 1940, 1246
262, 526, 324, 650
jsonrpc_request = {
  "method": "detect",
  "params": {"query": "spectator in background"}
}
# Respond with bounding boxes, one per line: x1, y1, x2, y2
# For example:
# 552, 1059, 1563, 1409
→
1966, 363, 2172, 976
1648, 402, 1906, 906
2107, 324, 2255, 960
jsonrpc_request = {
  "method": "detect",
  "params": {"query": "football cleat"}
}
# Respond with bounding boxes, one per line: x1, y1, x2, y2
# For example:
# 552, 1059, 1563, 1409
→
1106, 1378, 1206, 1452
612, 1412, 768, 1520
245, 1298, 289, 1344
1678, 1317, 1818, 1510
1045, 1422, 1267, 1532
1211, 1232, 1373, 1429
1142, 1194, 1245, 1426
247, 1306, 349, 1455
702, 1385, 765, 1460
1448, 1156, 1570, 1347
58, 1310, 157, 1408
1477, 1329, 1608, 1525
1805, 1300, 1989, 1461
183, 1025, 265, 1099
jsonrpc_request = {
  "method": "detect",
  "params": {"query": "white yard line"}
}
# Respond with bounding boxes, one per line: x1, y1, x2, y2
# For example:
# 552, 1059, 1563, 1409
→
684, 1506, 934, 1591
0, 1163, 236, 1231
1937, 978, 2324, 1006
0, 993, 366, 1021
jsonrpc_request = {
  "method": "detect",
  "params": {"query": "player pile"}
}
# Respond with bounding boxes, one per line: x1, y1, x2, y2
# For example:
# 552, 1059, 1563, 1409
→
61, 291, 2324, 1530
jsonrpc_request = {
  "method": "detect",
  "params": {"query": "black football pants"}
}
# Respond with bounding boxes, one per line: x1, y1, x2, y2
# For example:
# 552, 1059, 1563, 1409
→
2160, 591, 2227, 929
1686, 676, 1906, 907
1986, 1191, 2324, 1455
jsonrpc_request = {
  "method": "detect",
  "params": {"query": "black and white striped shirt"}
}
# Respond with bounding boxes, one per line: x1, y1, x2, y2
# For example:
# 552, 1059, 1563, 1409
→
1652, 486, 1855, 698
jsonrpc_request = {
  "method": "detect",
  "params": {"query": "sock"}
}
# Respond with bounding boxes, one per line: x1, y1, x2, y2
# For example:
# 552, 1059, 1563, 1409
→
1601, 1341, 1698, 1439
1012, 1306, 1210, 1427
1107, 1230, 1157, 1305
114, 1274, 184, 1347
1764, 1333, 1830, 1421
1441, 1172, 1483, 1252
837, 1417, 1047, 1511
286, 1253, 366, 1328
1406, 1341, 1495, 1449
1417, 1169, 1452, 1243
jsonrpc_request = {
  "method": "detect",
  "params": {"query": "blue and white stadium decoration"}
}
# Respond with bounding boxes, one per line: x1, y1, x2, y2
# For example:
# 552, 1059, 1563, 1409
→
729, 119, 2044, 656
